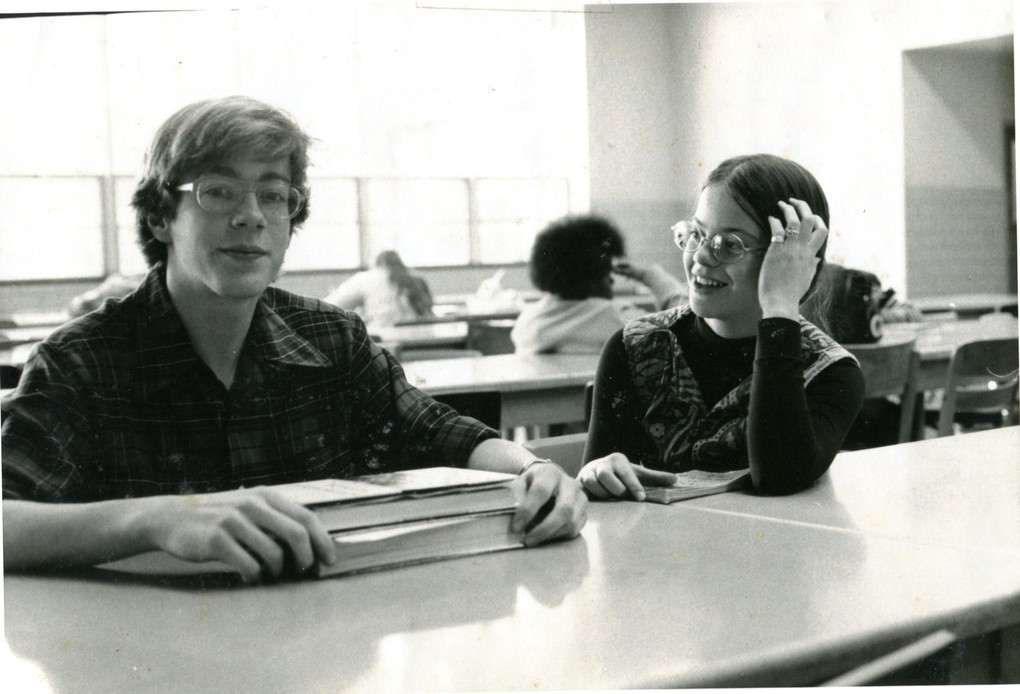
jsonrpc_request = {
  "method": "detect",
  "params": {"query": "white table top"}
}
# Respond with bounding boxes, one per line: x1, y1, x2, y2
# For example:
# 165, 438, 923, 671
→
401, 352, 599, 396
689, 426, 1020, 556
5, 428, 1020, 690
911, 292, 1019, 314
883, 315, 1018, 361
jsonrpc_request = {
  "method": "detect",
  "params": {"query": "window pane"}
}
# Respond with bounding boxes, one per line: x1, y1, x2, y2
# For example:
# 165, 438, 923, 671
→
475, 178, 570, 264
363, 179, 469, 267
0, 177, 104, 281
285, 178, 361, 271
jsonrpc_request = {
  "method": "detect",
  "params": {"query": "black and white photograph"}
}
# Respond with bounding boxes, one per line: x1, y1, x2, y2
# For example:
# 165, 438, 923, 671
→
1, 0, 1017, 690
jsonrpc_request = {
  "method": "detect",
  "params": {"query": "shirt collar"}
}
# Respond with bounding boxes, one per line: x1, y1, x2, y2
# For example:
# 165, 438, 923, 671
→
133, 264, 331, 396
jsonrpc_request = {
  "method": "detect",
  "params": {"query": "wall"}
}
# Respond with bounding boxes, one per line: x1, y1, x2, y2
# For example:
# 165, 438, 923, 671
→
585, 0, 1014, 295
904, 40, 1015, 296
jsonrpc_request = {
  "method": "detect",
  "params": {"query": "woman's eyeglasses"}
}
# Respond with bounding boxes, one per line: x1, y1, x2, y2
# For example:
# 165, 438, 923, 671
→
671, 220, 767, 265
176, 176, 304, 220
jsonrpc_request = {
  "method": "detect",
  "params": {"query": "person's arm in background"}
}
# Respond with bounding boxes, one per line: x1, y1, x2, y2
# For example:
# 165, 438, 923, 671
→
324, 271, 367, 310
613, 261, 688, 310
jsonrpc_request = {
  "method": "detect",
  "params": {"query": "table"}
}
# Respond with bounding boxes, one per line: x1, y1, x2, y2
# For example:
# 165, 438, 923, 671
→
399, 292, 659, 326
912, 292, 1019, 317
883, 316, 1019, 391
402, 353, 598, 429
369, 321, 469, 350
5, 428, 1019, 690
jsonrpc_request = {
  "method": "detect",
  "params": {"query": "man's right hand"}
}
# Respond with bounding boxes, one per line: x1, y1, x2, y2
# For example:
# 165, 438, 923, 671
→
143, 488, 337, 583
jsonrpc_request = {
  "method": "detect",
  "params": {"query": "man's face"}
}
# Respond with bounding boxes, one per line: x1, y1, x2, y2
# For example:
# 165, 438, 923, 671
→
154, 152, 293, 305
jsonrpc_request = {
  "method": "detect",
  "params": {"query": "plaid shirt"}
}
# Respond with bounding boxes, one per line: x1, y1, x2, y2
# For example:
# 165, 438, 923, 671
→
2, 265, 498, 502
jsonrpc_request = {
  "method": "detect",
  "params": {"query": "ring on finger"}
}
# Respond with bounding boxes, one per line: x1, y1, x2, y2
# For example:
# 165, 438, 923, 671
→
771, 234, 786, 243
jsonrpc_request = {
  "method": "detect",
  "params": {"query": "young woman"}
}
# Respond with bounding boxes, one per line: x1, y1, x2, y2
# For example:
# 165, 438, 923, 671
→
325, 250, 434, 327
579, 154, 865, 498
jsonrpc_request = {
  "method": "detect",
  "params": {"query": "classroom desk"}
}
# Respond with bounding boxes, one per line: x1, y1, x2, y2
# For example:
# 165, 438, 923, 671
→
5, 428, 1020, 691
912, 292, 1019, 317
883, 315, 1019, 391
369, 321, 470, 349
0, 325, 58, 348
399, 292, 660, 326
402, 353, 598, 429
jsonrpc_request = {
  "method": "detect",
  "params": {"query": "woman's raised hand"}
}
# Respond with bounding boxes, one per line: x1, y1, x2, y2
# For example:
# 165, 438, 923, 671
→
758, 197, 829, 320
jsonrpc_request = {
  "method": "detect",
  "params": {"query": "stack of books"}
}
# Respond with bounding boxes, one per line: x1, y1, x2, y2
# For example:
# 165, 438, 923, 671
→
278, 467, 522, 578
100, 467, 523, 580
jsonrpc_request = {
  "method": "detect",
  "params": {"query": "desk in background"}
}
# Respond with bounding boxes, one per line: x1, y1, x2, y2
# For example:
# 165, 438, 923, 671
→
370, 321, 469, 351
912, 292, 1019, 318
5, 427, 1019, 690
401, 290, 660, 327
403, 352, 598, 429
883, 315, 1018, 391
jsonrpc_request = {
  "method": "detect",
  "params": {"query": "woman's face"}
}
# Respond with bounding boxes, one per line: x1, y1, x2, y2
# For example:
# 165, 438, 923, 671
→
682, 184, 768, 338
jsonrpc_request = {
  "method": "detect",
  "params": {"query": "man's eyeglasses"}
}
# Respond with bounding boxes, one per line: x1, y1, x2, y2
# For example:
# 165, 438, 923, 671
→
671, 220, 767, 265
176, 176, 304, 220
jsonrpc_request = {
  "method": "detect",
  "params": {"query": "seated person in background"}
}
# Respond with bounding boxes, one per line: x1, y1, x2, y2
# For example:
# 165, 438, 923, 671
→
67, 273, 143, 318
2, 96, 586, 583
579, 154, 865, 499
511, 214, 687, 354
801, 262, 923, 345
801, 262, 924, 450
324, 249, 434, 327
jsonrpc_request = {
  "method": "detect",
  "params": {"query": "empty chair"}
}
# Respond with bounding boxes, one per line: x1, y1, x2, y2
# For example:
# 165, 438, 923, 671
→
841, 334, 919, 449
935, 337, 1019, 437
466, 319, 515, 355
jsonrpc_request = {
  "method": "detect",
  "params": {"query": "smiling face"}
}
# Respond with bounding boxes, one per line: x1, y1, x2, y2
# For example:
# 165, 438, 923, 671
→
683, 184, 769, 338
151, 152, 293, 308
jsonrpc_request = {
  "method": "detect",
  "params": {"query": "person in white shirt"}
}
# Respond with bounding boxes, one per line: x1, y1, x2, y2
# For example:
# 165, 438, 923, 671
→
511, 215, 686, 354
325, 250, 434, 327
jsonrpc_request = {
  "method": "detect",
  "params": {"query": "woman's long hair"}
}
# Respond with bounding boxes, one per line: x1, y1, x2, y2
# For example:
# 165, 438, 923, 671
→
375, 250, 433, 317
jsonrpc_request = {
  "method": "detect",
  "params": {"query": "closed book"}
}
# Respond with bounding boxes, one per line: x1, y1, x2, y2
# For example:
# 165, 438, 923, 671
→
274, 467, 519, 532
643, 469, 751, 504
315, 510, 523, 578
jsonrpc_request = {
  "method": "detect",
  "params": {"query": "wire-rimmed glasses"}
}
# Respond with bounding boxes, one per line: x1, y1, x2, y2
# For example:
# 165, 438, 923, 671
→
671, 220, 767, 265
176, 176, 304, 220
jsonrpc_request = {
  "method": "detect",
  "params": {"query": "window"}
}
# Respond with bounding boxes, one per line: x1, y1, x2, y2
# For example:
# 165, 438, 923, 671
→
0, 5, 588, 282
0, 177, 105, 281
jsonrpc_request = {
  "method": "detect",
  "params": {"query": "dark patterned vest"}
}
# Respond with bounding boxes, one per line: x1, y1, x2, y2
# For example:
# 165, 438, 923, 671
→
622, 306, 856, 472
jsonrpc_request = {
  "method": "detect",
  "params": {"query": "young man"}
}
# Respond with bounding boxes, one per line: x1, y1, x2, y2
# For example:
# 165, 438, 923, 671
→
2, 96, 586, 583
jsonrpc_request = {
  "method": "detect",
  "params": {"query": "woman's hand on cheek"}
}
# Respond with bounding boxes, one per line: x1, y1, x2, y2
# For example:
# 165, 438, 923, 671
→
758, 197, 828, 320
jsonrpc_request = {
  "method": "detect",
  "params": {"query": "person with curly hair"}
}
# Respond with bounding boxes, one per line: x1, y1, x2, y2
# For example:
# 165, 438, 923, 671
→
511, 215, 686, 354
